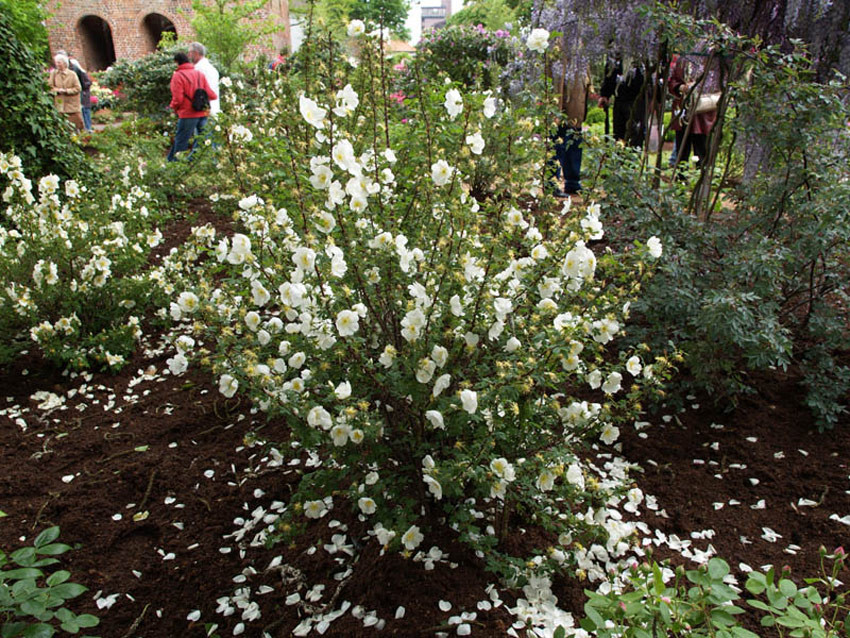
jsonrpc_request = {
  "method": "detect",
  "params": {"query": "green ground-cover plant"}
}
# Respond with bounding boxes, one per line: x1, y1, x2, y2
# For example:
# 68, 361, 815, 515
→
0, 152, 169, 371
579, 549, 849, 637
162, 24, 672, 582
0, 8, 87, 181
0, 526, 100, 637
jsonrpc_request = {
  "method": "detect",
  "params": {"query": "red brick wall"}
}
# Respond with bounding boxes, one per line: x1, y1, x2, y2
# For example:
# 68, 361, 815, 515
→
46, 0, 291, 71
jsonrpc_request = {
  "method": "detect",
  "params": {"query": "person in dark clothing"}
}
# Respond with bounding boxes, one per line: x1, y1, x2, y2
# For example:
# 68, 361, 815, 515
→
597, 57, 646, 148
68, 55, 93, 132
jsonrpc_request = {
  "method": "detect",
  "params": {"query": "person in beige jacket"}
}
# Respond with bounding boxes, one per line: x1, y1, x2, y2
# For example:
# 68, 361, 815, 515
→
48, 54, 84, 132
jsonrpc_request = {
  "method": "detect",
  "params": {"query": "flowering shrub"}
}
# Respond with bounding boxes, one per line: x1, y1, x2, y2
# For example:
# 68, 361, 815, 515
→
164, 26, 670, 579
415, 23, 520, 91
100, 47, 182, 120
0, 153, 166, 370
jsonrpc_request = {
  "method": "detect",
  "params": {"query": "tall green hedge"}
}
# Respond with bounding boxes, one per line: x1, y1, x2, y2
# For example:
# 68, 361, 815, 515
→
0, 7, 86, 179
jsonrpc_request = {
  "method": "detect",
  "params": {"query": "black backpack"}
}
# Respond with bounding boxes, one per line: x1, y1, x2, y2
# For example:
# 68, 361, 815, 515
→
182, 71, 210, 111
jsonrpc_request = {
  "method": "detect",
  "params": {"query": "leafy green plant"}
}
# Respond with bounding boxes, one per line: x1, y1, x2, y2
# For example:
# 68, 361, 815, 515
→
0, 0, 49, 61
582, 558, 753, 637
99, 47, 181, 120
447, 0, 516, 32
578, 550, 849, 638
0, 7, 87, 180
188, 0, 277, 73
0, 526, 100, 637
590, 17, 850, 429
745, 547, 849, 637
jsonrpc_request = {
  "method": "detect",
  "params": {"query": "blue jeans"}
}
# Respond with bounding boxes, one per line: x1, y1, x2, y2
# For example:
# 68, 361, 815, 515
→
552, 126, 582, 193
81, 107, 92, 132
167, 116, 207, 162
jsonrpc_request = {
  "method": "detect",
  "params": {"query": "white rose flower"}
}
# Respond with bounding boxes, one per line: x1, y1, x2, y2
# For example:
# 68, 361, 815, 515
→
423, 475, 443, 500
450, 295, 464, 317
460, 389, 478, 414
334, 380, 352, 400
432, 373, 451, 398
336, 309, 360, 337
431, 345, 448, 367
566, 463, 585, 490
600, 423, 620, 445
307, 406, 333, 430
465, 132, 485, 155
347, 19, 365, 37
444, 88, 463, 120
490, 457, 516, 481
299, 94, 327, 129
401, 525, 424, 551
167, 352, 188, 375
358, 496, 376, 515
431, 160, 454, 186
245, 311, 261, 332
483, 96, 497, 118
647, 236, 663, 259
626, 356, 642, 376
587, 369, 602, 390
526, 28, 550, 53
416, 358, 437, 384
536, 469, 555, 492
219, 374, 238, 398
505, 336, 521, 353
425, 410, 445, 429
601, 371, 623, 395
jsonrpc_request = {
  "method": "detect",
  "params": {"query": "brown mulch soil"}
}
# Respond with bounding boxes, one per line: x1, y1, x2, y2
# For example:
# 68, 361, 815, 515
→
1, 215, 848, 638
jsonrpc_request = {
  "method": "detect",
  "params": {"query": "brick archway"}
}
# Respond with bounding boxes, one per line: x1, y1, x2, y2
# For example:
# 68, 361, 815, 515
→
140, 12, 178, 53
77, 14, 116, 70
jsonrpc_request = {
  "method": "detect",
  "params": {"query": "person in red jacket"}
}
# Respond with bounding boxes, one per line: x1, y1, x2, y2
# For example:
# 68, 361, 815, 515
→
167, 51, 217, 162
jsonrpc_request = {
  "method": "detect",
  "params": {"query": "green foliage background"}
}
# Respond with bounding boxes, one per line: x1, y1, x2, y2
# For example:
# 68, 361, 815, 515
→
0, 0, 49, 61
0, 7, 86, 180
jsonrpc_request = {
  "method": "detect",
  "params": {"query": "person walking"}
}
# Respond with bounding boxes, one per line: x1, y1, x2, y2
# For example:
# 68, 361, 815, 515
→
167, 51, 217, 162
597, 56, 645, 148
188, 42, 220, 118
668, 48, 721, 171
68, 54, 93, 132
554, 69, 591, 195
48, 53, 84, 132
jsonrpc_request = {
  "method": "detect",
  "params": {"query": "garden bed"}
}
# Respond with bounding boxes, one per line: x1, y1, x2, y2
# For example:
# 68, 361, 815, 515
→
1, 303, 847, 636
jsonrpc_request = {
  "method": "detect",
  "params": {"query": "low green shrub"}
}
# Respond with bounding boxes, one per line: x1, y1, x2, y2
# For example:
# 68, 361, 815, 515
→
590, 34, 850, 429
0, 526, 100, 637
414, 24, 520, 91
99, 47, 181, 121
579, 549, 849, 638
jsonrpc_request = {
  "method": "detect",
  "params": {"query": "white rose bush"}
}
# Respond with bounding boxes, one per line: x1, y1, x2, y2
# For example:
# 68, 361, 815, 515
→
0, 154, 166, 370
163, 26, 672, 581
